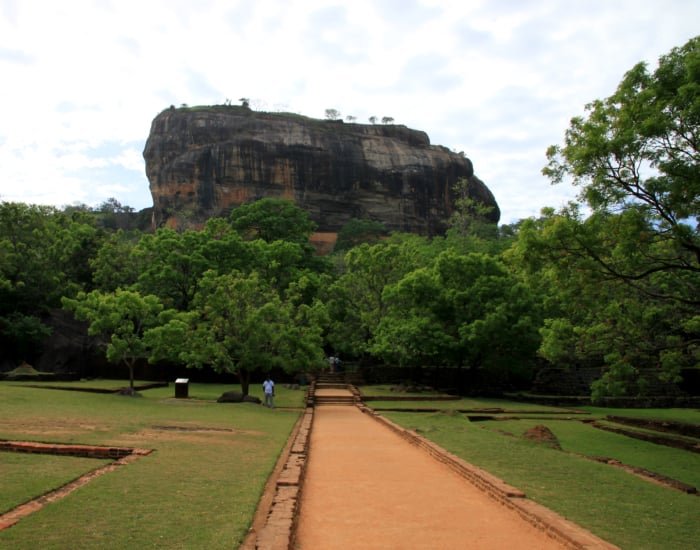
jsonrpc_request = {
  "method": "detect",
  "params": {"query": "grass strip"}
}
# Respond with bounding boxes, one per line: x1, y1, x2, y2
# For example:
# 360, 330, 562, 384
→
0, 453, 108, 515
0, 382, 305, 549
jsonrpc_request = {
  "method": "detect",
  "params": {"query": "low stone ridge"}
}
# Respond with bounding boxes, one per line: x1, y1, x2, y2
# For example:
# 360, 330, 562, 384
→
143, 105, 500, 236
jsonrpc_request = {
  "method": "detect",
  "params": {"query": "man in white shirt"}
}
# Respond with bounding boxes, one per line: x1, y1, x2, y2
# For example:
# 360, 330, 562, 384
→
263, 376, 275, 408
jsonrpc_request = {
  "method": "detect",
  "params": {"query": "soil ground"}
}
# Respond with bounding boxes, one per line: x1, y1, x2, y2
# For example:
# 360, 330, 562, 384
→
293, 394, 573, 550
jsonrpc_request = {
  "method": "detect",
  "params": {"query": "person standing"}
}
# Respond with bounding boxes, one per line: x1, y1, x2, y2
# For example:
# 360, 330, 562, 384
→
263, 376, 275, 408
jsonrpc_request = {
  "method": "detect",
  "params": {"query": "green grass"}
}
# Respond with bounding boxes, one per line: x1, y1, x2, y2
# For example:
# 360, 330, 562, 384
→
0, 453, 109, 515
0, 381, 305, 549
4, 380, 698, 549
382, 409, 700, 550
360, 388, 583, 412
481, 417, 700, 488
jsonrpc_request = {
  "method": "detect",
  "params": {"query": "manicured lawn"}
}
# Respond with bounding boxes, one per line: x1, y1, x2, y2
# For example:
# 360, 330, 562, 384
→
0, 381, 306, 549
382, 408, 700, 550
4, 380, 698, 549
1, 453, 109, 515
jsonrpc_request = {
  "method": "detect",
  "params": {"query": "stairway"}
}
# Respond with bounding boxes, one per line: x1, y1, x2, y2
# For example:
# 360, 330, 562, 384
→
313, 393, 357, 406
312, 373, 360, 406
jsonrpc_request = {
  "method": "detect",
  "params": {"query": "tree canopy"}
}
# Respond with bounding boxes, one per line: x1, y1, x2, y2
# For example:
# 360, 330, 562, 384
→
543, 36, 700, 303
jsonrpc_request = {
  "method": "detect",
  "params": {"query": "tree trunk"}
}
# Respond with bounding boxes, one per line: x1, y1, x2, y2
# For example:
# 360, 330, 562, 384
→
239, 367, 251, 396
127, 360, 135, 390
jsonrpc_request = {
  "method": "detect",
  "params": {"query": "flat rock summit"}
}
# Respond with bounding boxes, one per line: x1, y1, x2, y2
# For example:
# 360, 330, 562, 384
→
143, 105, 500, 240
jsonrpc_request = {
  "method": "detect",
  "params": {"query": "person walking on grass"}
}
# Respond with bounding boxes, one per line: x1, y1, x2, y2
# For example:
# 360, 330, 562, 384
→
263, 375, 275, 408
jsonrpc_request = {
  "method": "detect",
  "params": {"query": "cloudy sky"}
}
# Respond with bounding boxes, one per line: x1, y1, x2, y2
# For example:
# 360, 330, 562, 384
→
1, 1, 698, 224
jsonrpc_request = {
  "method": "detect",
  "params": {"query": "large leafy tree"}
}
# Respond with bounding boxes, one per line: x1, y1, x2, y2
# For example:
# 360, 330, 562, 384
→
372, 250, 541, 389
509, 206, 697, 399
124, 219, 255, 310
538, 37, 700, 396
324, 240, 429, 357
229, 198, 317, 244
91, 229, 141, 292
149, 270, 324, 395
132, 228, 211, 311
0, 202, 103, 366
63, 290, 169, 392
543, 36, 700, 301
0, 202, 101, 313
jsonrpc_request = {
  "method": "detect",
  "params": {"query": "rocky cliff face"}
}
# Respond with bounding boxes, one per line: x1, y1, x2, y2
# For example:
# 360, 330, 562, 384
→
143, 106, 500, 236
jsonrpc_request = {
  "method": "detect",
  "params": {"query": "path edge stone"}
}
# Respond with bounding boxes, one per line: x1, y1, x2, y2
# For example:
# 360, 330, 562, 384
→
248, 406, 314, 550
359, 404, 620, 550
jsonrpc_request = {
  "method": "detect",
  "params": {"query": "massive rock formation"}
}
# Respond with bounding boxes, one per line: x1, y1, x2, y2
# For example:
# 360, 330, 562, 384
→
143, 106, 500, 238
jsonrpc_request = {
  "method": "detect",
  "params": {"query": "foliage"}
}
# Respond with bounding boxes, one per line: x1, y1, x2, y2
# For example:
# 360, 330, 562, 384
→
334, 218, 388, 252
229, 198, 317, 244
149, 271, 325, 394
90, 229, 141, 292
323, 240, 429, 357
62, 290, 169, 390
535, 37, 700, 395
372, 250, 541, 387
508, 206, 697, 396
0, 202, 102, 314
445, 177, 506, 255
543, 36, 700, 303
0, 312, 53, 363
131, 228, 211, 310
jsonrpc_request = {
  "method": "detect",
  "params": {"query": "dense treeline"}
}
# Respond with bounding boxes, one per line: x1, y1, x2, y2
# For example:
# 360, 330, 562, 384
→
1, 37, 698, 399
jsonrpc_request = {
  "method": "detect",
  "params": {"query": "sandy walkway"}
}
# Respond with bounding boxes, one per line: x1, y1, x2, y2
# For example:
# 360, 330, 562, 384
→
293, 401, 569, 550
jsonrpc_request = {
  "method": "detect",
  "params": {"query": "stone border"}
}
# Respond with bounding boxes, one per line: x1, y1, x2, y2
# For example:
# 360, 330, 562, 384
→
250, 406, 314, 550
0, 441, 152, 531
358, 404, 619, 550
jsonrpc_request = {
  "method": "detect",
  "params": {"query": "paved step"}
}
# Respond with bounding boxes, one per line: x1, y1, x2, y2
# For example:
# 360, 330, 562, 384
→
315, 383, 349, 390
314, 396, 356, 406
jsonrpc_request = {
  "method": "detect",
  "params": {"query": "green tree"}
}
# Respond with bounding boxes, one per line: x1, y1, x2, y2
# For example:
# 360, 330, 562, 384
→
63, 290, 168, 392
131, 228, 210, 311
445, 178, 508, 255
0, 312, 52, 364
91, 230, 141, 292
229, 198, 317, 244
0, 202, 102, 314
372, 250, 541, 390
538, 37, 700, 396
151, 271, 324, 395
324, 240, 431, 357
334, 219, 388, 252
543, 36, 700, 302
509, 207, 698, 398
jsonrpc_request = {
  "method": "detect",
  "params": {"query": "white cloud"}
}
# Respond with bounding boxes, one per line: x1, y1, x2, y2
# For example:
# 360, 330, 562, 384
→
0, 0, 698, 224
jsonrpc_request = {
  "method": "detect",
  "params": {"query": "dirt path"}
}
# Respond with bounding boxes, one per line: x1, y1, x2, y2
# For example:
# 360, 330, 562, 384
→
293, 397, 572, 550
